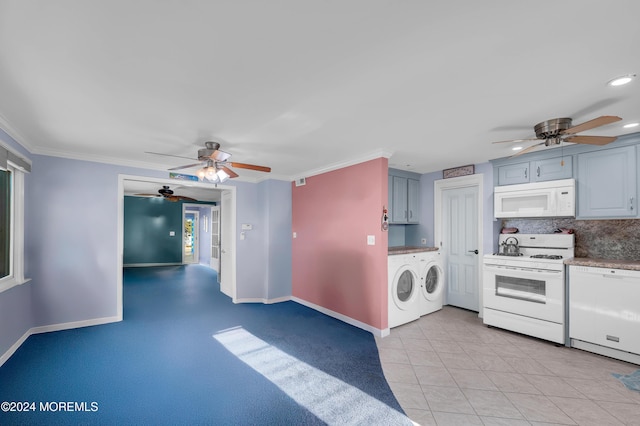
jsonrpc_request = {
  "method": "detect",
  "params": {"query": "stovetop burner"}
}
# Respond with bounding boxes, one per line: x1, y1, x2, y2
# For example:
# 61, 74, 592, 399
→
530, 254, 563, 260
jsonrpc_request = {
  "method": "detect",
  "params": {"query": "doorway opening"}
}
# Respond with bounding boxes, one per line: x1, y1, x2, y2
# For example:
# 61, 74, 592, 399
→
118, 175, 237, 319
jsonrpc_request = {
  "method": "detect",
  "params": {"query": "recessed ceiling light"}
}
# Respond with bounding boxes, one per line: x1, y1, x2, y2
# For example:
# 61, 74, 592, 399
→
607, 74, 636, 86
512, 146, 523, 151
623, 122, 639, 128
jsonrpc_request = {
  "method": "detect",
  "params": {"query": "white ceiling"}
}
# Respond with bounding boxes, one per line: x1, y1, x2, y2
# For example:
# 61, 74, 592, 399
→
1, 1, 639, 182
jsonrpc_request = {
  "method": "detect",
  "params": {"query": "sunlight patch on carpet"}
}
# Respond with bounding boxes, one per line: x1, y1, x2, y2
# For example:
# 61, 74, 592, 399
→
213, 327, 414, 425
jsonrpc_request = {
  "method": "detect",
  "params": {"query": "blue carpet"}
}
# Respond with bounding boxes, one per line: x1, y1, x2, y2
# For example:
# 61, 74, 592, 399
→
612, 369, 640, 392
0, 265, 409, 425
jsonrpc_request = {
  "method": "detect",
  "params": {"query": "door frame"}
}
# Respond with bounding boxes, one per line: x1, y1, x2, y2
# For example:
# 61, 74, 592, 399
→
117, 174, 237, 319
434, 173, 484, 316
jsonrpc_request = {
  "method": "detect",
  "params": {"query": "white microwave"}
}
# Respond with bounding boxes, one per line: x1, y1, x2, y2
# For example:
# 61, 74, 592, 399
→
494, 179, 575, 218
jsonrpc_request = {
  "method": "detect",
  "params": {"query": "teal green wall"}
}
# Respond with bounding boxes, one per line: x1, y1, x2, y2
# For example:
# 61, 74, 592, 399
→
123, 196, 183, 265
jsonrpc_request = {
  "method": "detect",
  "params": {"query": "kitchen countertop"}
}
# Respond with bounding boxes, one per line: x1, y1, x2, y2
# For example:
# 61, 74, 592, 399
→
564, 257, 640, 271
388, 246, 439, 255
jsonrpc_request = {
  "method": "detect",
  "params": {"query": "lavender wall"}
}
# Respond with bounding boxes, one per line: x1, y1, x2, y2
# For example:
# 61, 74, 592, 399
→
0, 138, 292, 360
261, 179, 292, 300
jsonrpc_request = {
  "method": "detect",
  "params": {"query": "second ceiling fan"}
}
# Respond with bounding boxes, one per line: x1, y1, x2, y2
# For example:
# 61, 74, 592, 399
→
493, 115, 623, 157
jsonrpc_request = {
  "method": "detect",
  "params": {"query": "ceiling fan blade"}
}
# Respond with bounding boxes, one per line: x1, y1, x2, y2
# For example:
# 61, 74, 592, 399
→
510, 142, 545, 157
562, 115, 622, 135
171, 195, 198, 202
134, 193, 161, 197
492, 138, 539, 144
211, 150, 232, 162
221, 166, 239, 178
564, 135, 617, 145
145, 151, 197, 161
168, 162, 203, 171
228, 162, 271, 173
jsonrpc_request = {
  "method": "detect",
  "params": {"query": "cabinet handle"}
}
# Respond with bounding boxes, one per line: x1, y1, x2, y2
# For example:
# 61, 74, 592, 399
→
631, 197, 635, 211
606, 335, 620, 343
524, 168, 527, 179
404, 210, 407, 219
537, 166, 540, 177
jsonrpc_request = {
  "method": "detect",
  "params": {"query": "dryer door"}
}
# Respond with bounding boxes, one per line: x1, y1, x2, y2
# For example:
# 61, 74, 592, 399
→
421, 262, 444, 302
392, 266, 419, 310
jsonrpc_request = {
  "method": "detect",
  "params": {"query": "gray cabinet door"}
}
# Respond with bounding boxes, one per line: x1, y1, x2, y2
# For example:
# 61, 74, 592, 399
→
407, 178, 420, 223
532, 156, 572, 182
391, 176, 408, 223
498, 162, 529, 185
577, 146, 637, 218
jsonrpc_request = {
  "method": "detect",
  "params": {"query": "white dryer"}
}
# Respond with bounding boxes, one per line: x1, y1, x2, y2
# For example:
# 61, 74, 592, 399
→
416, 250, 444, 316
388, 253, 421, 328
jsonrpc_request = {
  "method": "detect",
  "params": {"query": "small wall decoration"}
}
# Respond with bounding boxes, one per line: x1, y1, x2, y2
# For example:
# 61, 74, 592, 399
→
443, 164, 475, 179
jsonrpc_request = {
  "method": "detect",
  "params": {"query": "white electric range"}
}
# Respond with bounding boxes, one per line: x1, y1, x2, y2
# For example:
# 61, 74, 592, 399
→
482, 234, 574, 344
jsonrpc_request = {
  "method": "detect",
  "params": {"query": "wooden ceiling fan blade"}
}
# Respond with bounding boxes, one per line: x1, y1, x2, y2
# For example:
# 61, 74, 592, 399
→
173, 195, 198, 202
221, 166, 239, 178
510, 142, 545, 157
168, 162, 203, 171
562, 115, 622, 135
228, 162, 271, 173
564, 135, 617, 145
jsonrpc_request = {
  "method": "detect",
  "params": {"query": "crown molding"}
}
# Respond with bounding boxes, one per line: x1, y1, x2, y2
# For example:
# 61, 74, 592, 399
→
0, 113, 36, 153
287, 148, 393, 181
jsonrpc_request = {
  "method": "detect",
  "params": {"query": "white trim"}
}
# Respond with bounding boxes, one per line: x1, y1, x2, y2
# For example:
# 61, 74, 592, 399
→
291, 297, 388, 337
0, 114, 35, 154
434, 173, 484, 316
234, 295, 292, 304
292, 149, 393, 181
0, 164, 30, 293
0, 316, 121, 367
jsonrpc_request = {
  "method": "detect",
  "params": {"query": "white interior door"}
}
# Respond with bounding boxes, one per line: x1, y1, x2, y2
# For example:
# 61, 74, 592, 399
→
220, 190, 234, 298
210, 206, 220, 273
434, 173, 483, 313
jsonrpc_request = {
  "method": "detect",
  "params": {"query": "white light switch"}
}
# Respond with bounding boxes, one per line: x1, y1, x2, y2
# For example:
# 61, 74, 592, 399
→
293, 232, 297, 239
169, 231, 175, 236
367, 235, 375, 245
240, 231, 245, 240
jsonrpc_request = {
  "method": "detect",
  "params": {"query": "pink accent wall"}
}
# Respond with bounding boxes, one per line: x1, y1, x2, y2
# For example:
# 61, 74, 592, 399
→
292, 158, 389, 330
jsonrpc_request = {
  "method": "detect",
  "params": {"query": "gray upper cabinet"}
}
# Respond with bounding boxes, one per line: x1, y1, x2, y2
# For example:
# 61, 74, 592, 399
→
389, 176, 420, 224
577, 145, 637, 218
497, 161, 529, 185
497, 156, 572, 186
532, 156, 572, 182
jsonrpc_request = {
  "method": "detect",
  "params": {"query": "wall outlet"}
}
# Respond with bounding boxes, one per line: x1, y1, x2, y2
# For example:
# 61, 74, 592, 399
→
421, 238, 427, 245
367, 235, 375, 245
293, 232, 297, 239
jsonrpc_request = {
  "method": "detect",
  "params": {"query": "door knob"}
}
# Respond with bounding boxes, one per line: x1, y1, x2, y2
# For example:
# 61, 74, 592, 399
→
468, 249, 479, 254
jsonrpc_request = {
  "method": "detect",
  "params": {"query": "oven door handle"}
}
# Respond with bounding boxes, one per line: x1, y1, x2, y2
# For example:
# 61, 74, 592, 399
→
483, 264, 563, 276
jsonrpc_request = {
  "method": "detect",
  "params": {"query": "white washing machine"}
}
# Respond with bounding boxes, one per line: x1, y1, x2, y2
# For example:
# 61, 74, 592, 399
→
416, 250, 444, 316
388, 253, 421, 328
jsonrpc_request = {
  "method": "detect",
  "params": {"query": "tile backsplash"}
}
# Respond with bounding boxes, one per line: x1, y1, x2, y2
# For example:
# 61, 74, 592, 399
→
501, 218, 640, 261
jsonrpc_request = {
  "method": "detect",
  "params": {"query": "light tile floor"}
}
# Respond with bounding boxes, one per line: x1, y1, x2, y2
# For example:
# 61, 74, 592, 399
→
375, 306, 640, 426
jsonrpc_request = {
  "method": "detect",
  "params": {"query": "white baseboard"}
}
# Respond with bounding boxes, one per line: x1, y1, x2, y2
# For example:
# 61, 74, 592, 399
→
233, 295, 292, 304
0, 315, 122, 368
0, 329, 31, 367
291, 297, 387, 337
